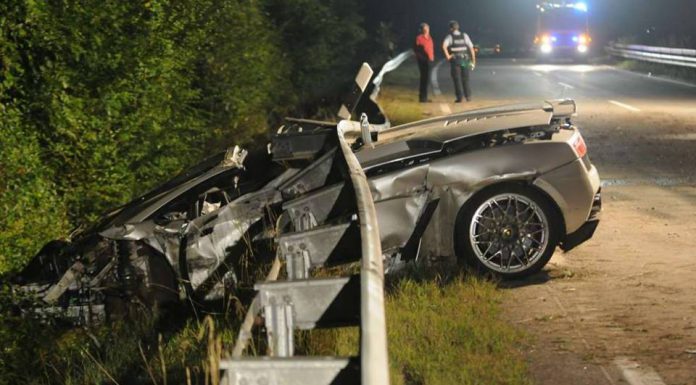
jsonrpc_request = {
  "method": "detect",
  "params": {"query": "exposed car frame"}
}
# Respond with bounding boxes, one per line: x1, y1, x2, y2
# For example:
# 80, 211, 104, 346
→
9, 84, 600, 324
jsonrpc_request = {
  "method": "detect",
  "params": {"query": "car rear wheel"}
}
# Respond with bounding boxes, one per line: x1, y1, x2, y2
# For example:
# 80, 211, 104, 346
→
455, 185, 561, 279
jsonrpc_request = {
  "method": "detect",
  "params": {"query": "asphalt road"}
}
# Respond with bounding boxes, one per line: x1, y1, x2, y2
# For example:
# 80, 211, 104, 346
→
426, 59, 696, 385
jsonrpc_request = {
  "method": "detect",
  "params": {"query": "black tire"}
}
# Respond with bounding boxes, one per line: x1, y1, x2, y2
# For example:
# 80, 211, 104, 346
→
455, 184, 562, 279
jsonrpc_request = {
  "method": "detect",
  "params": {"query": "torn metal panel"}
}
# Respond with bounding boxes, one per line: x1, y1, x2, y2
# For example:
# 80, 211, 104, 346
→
367, 164, 429, 202
272, 130, 336, 161
183, 184, 283, 293
374, 191, 428, 254
398, 198, 440, 262
177, 168, 300, 299
99, 221, 159, 242
337, 63, 373, 120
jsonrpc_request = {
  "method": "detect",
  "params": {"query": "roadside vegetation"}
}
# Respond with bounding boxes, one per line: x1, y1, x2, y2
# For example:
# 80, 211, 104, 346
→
376, 63, 426, 125
304, 270, 531, 385
0, 292, 242, 385
615, 59, 696, 84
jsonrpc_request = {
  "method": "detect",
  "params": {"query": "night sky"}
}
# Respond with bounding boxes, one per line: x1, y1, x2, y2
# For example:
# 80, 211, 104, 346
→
364, 0, 696, 53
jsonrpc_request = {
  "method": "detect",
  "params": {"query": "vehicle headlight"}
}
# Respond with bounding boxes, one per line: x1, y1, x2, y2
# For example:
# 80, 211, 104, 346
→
541, 43, 553, 53
577, 44, 588, 53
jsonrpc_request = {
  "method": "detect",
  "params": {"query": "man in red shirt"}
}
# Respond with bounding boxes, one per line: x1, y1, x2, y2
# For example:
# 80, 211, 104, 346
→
414, 22, 434, 103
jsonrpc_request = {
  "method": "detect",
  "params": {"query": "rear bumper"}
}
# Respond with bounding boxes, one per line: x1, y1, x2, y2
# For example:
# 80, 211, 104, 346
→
560, 188, 601, 251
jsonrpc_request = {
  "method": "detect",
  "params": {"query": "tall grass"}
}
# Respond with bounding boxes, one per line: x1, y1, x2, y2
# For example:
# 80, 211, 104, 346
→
377, 62, 426, 126
0, 299, 238, 385
385, 275, 530, 385
302, 271, 531, 385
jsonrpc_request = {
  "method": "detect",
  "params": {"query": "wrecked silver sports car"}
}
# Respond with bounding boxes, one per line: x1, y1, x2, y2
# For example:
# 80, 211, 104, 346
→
10, 95, 600, 324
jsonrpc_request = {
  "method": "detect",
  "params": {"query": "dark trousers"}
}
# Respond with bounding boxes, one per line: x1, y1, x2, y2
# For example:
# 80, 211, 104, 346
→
450, 59, 471, 101
417, 59, 430, 101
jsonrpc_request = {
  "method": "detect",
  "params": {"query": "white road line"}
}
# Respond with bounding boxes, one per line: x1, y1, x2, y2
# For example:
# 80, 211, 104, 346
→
533, 72, 543, 77
439, 103, 452, 114
609, 100, 641, 112
614, 357, 667, 385
558, 82, 575, 89
431, 60, 444, 96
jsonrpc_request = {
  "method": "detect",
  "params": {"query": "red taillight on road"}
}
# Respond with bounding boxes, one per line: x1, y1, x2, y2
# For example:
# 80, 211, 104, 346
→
571, 133, 587, 158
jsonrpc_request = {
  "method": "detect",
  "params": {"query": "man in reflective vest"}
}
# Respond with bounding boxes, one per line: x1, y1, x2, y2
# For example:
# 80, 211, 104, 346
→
442, 20, 476, 103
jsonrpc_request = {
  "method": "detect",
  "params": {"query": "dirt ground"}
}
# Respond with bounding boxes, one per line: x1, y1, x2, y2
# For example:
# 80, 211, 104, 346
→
504, 182, 696, 385
502, 105, 696, 385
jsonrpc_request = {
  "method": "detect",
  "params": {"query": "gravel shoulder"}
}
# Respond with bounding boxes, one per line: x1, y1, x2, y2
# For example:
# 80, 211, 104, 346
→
502, 102, 696, 385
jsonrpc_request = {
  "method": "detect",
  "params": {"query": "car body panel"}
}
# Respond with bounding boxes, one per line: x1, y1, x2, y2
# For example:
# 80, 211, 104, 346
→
367, 129, 589, 254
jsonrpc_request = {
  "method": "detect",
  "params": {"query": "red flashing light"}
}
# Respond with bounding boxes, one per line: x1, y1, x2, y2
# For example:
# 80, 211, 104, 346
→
572, 133, 587, 158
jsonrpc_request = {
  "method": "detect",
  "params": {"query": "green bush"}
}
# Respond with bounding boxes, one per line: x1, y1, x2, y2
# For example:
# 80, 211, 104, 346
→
0, 106, 68, 273
0, 2, 68, 272
0, 0, 308, 270
7, 0, 292, 224
264, 0, 367, 113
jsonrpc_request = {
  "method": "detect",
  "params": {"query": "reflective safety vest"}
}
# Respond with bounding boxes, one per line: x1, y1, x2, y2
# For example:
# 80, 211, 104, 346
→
448, 31, 470, 58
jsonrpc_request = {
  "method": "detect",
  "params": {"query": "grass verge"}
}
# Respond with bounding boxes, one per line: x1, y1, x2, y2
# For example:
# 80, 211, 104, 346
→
302, 270, 531, 385
377, 62, 425, 125
616, 59, 696, 84
385, 274, 530, 385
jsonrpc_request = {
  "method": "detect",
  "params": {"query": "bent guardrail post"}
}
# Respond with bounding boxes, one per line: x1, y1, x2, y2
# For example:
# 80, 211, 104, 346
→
231, 256, 282, 358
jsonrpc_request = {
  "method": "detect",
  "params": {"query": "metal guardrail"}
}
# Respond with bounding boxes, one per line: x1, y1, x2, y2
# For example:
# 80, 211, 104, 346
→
607, 43, 696, 68
336, 118, 389, 385
222, 63, 389, 385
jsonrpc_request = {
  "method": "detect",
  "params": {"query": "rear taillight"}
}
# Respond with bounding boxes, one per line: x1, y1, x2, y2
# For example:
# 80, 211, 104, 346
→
571, 133, 587, 158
